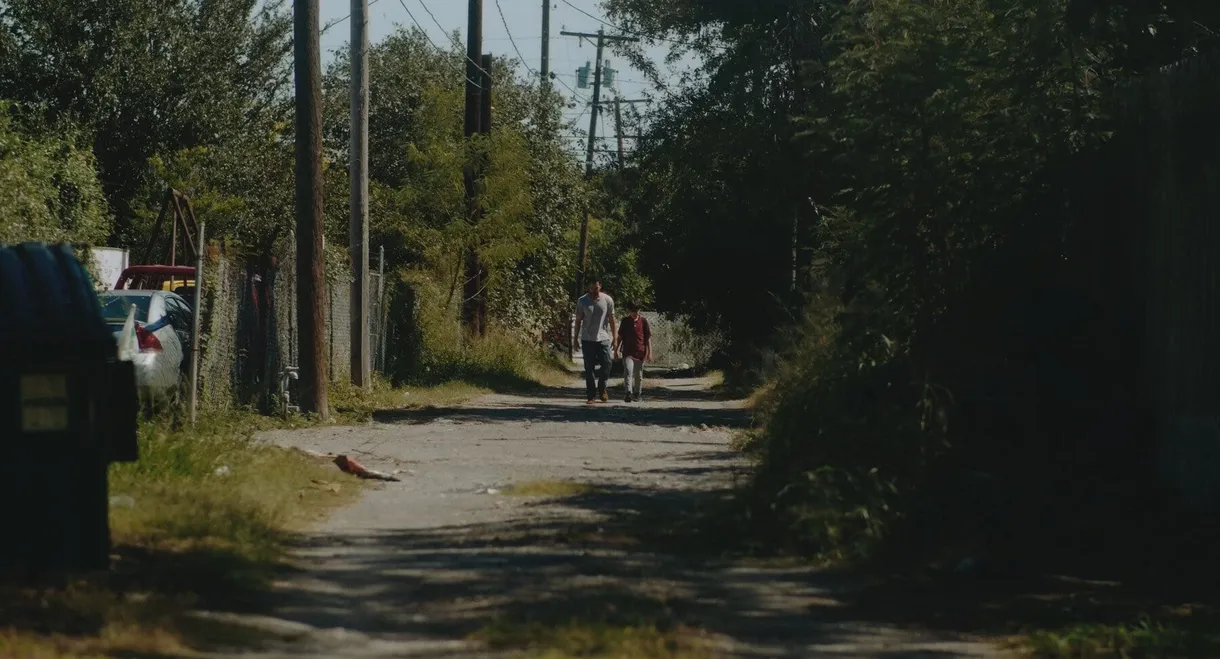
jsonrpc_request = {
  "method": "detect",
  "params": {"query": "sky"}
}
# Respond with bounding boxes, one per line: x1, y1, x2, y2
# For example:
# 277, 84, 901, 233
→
317, 0, 694, 160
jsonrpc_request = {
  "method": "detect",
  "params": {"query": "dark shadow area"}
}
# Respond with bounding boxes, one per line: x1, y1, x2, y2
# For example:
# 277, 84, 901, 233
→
245, 481, 986, 658
0, 543, 292, 654
372, 381, 752, 429
374, 402, 751, 429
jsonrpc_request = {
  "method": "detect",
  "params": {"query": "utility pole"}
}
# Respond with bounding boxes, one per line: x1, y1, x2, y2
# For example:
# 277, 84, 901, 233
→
560, 28, 638, 359
462, 0, 483, 337
613, 96, 625, 166
540, 0, 550, 86
294, 0, 328, 418
583, 30, 604, 183
464, 0, 483, 141
477, 53, 492, 337
349, 0, 370, 388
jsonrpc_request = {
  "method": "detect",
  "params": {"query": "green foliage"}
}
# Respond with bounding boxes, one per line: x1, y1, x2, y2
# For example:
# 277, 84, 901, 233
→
138, 120, 297, 256
0, 0, 293, 242
609, 0, 1220, 566
585, 215, 654, 309
1023, 618, 1220, 658
392, 272, 566, 390
320, 27, 586, 343
0, 103, 110, 245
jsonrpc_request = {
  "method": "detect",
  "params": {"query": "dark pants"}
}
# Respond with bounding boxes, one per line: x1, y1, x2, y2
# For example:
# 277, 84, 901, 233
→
581, 340, 611, 399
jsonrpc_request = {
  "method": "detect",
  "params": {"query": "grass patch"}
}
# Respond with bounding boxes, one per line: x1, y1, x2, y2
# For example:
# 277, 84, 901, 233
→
1019, 616, 1220, 658
0, 409, 361, 657
474, 619, 716, 658
330, 375, 493, 422
1, 365, 565, 657
502, 480, 600, 498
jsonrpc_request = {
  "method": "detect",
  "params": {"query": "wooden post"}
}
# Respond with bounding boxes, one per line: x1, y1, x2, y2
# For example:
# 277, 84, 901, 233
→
477, 53, 492, 337
540, 0, 550, 85
461, 0, 483, 337
614, 96, 625, 166
349, 0, 371, 388
294, 0, 329, 418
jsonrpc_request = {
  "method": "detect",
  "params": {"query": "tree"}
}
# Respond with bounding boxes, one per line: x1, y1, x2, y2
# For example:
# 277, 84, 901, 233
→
320, 28, 585, 339
0, 103, 110, 246
0, 0, 293, 245
602, 0, 837, 360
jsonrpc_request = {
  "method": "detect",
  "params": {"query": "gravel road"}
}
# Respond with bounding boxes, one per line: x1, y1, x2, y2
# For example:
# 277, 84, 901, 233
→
200, 376, 1010, 658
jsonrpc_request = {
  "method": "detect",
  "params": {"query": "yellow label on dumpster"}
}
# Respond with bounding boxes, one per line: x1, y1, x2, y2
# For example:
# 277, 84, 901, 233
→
20, 374, 70, 432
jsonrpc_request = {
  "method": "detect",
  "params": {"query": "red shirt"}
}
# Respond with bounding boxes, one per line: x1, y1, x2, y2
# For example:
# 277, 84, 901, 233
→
618, 315, 650, 359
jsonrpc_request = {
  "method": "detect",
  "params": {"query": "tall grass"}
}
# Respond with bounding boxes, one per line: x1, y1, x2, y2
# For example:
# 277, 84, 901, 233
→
394, 272, 570, 391
0, 411, 356, 657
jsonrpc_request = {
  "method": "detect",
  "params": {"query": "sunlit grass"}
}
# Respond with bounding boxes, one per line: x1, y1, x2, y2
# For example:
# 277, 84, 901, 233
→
474, 619, 717, 658
0, 408, 358, 657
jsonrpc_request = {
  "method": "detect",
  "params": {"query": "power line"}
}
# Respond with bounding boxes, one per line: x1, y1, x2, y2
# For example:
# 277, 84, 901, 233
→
414, 0, 493, 79
322, 0, 384, 34
554, 74, 587, 102
494, 0, 536, 75
558, 0, 726, 51
566, 105, 589, 131
555, 71, 651, 86
395, 0, 484, 89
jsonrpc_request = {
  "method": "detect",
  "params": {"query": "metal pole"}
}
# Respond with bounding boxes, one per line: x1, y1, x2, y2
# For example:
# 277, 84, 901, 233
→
349, 0, 371, 388
189, 222, 206, 425
377, 244, 386, 371
294, 0, 329, 419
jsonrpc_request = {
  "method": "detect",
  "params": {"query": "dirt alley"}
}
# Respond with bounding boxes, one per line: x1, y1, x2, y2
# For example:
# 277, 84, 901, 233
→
200, 375, 1011, 658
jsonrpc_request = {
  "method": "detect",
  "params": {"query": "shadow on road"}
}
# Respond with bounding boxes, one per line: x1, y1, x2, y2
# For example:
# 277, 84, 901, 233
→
258, 481, 991, 657
373, 380, 753, 430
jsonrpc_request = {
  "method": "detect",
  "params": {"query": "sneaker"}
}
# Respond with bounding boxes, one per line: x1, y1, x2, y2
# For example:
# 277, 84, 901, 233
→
586, 398, 595, 405
624, 394, 632, 403
599, 391, 609, 403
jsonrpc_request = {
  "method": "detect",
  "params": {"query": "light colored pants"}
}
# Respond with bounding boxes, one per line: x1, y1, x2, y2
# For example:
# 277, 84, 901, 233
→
623, 357, 644, 398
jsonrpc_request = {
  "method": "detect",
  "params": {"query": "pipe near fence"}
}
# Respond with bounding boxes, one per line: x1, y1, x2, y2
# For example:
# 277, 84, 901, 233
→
189, 222, 206, 425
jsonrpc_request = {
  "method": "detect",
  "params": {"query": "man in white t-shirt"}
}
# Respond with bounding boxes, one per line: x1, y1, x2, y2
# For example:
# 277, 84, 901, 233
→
574, 279, 616, 404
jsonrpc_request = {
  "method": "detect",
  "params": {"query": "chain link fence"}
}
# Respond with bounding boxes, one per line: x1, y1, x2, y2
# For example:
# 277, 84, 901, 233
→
197, 245, 390, 412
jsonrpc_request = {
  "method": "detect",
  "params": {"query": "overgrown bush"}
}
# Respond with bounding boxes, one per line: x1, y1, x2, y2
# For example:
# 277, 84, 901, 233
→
0, 102, 111, 245
382, 271, 566, 390
741, 0, 1151, 569
745, 299, 948, 562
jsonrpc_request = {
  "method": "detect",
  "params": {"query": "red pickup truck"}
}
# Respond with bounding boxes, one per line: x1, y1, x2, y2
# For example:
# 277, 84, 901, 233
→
114, 265, 195, 297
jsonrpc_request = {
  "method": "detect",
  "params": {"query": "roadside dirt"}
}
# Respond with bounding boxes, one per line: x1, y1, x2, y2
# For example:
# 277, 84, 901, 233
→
200, 376, 1011, 658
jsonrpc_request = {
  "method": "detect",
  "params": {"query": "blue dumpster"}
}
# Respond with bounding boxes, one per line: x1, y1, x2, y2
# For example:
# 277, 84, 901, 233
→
0, 243, 139, 571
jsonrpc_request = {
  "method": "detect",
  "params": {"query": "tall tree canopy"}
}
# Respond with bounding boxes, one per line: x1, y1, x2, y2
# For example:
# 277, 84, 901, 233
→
0, 0, 292, 244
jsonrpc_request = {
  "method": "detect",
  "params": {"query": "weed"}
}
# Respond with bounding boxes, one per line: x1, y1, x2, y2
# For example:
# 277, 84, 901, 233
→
474, 619, 716, 658
0, 409, 359, 657
329, 374, 492, 422
1020, 618, 1220, 658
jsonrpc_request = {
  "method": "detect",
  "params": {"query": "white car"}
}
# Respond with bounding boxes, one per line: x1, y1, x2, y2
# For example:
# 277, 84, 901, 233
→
99, 290, 193, 401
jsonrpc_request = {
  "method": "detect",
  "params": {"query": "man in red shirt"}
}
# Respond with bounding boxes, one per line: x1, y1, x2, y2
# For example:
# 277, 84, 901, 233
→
613, 302, 652, 403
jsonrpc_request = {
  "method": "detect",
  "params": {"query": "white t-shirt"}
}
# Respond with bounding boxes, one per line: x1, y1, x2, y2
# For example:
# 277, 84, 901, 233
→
576, 293, 615, 343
